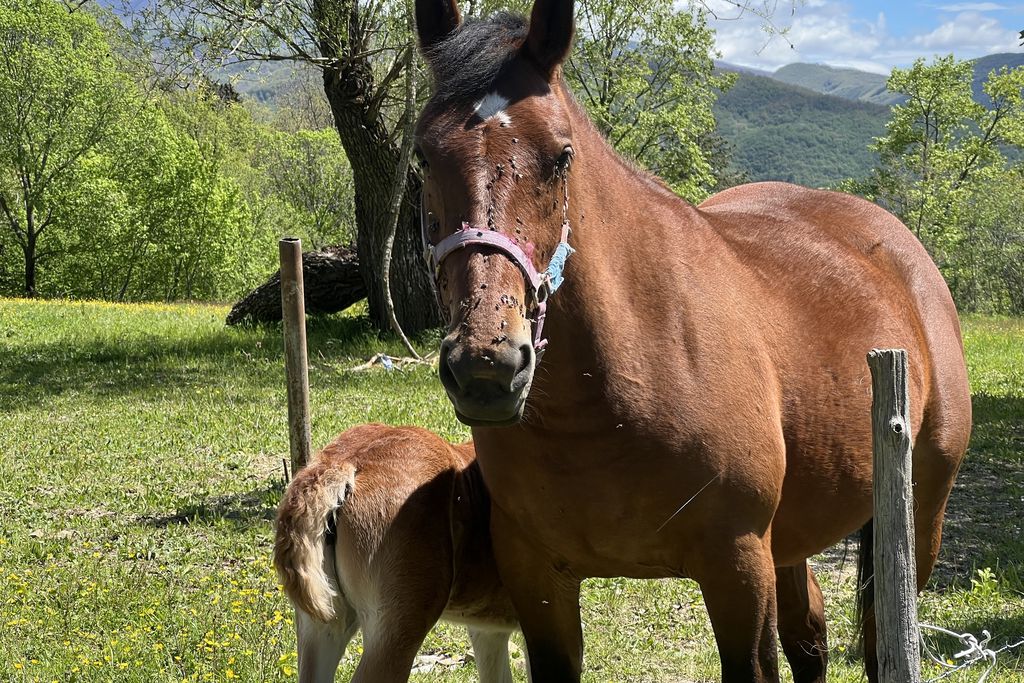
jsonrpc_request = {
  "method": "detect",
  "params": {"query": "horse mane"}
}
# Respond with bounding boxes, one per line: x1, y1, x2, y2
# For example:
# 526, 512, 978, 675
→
426, 13, 529, 103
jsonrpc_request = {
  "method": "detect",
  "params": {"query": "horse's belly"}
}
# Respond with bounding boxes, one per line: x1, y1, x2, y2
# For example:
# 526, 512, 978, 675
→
770, 448, 873, 566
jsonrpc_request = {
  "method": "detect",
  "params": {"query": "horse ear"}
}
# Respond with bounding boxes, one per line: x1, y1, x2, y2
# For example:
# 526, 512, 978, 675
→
525, 0, 575, 78
415, 0, 462, 53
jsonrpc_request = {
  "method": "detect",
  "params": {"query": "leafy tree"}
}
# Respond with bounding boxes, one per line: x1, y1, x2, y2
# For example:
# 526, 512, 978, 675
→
0, 0, 132, 296
124, 0, 784, 330
43, 91, 260, 301
846, 55, 1024, 311
261, 129, 355, 251
952, 167, 1024, 313
132, 0, 443, 333
567, 0, 734, 201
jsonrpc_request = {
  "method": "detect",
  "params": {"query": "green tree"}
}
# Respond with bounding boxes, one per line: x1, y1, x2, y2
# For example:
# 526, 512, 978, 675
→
567, 0, 733, 201
127, 0, 775, 329
847, 55, 1024, 311
261, 129, 355, 251
0, 0, 131, 296
953, 167, 1024, 313
44, 92, 256, 301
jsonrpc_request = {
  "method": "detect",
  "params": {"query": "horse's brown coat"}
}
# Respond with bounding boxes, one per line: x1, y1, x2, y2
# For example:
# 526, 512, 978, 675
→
274, 425, 517, 682
414, 2, 972, 681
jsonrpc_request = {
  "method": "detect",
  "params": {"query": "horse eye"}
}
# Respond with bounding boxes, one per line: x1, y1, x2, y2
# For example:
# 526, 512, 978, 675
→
555, 146, 574, 173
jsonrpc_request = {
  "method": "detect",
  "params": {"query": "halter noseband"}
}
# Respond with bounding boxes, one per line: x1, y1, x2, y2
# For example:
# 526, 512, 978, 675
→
422, 216, 575, 357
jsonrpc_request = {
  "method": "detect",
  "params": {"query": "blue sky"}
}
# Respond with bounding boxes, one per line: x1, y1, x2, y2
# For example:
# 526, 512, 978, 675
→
706, 0, 1024, 73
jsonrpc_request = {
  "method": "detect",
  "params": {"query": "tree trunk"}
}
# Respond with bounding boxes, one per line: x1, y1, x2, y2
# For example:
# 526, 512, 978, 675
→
24, 226, 37, 298
226, 245, 366, 326
320, 56, 441, 335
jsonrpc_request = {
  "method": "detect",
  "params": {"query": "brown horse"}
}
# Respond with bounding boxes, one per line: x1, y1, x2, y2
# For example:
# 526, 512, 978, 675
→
413, 1, 972, 681
274, 425, 517, 683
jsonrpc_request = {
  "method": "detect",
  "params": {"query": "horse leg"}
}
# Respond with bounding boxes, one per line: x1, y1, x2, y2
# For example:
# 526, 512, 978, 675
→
295, 605, 359, 683
468, 627, 515, 683
351, 605, 446, 683
492, 509, 583, 683
775, 562, 827, 683
345, 549, 452, 682
698, 534, 780, 683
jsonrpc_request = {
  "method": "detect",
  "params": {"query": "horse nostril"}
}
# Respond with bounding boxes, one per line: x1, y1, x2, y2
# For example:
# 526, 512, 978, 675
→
517, 344, 533, 376
439, 339, 461, 391
439, 337, 534, 397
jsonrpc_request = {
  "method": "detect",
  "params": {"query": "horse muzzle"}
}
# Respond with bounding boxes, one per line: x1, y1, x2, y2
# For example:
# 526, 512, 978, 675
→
439, 335, 535, 426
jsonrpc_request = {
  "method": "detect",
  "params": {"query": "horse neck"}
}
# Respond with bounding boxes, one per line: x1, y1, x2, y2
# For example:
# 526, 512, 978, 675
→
564, 89, 690, 222
524, 89, 701, 426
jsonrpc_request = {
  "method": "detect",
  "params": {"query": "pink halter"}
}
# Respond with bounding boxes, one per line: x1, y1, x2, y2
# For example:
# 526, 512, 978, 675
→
423, 221, 573, 355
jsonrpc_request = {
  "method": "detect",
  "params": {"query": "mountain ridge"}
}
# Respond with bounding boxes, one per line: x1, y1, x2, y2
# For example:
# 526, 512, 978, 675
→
758, 53, 1024, 106
712, 71, 889, 187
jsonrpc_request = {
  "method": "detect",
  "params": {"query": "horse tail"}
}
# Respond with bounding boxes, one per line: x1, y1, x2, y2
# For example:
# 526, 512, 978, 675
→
273, 459, 356, 623
855, 518, 875, 652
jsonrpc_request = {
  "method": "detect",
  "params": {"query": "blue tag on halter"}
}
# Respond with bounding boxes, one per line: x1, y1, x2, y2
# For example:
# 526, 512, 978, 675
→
546, 240, 576, 294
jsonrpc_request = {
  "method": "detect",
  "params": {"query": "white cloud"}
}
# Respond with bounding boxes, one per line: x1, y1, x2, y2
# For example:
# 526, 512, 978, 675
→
910, 11, 1018, 52
934, 3, 1010, 11
706, 1, 1021, 74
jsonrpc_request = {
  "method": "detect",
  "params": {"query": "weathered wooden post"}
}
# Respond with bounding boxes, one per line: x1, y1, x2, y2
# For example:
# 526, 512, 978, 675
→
280, 237, 312, 476
867, 349, 922, 683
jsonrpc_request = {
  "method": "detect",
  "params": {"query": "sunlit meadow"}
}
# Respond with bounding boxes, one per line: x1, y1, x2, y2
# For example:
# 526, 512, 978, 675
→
1, 300, 1021, 682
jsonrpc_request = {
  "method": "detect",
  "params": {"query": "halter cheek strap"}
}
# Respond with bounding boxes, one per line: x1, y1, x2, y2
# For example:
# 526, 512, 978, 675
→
424, 221, 575, 356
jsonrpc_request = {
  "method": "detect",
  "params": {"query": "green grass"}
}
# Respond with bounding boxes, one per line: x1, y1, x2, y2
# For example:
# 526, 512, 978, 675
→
1, 300, 1022, 682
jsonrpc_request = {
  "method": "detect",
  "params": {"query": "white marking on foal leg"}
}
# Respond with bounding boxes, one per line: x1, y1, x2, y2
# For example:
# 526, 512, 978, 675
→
468, 627, 515, 683
475, 92, 512, 126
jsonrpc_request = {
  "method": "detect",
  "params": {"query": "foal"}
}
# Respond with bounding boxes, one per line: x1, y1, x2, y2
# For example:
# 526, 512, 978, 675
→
273, 424, 518, 683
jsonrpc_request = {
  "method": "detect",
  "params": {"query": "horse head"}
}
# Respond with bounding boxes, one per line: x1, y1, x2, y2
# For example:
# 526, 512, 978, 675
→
415, 0, 578, 427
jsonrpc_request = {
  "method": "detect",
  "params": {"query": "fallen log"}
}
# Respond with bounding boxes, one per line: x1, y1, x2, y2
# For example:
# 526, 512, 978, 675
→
226, 245, 366, 326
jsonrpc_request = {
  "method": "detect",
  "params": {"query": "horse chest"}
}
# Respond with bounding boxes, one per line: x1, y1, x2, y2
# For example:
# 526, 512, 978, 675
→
472, 427, 780, 574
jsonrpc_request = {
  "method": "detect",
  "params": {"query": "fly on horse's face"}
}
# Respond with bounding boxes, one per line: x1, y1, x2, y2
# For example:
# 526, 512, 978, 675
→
415, 0, 577, 426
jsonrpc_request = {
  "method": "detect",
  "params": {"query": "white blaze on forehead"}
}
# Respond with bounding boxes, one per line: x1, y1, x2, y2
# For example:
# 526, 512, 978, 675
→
474, 92, 512, 126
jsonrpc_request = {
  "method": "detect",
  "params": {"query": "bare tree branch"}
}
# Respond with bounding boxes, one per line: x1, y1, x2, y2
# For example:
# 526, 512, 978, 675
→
380, 1, 421, 361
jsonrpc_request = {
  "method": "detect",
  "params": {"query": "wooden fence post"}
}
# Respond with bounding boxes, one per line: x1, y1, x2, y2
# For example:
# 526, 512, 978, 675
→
867, 349, 922, 683
280, 237, 312, 476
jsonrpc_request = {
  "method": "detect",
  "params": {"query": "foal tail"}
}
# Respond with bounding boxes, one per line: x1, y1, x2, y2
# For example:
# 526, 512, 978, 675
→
273, 459, 356, 623
855, 518, 875, 652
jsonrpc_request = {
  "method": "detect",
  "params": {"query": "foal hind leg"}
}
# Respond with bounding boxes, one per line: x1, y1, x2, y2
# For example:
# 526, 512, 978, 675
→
352, 595, 448, 683
295, 606, 359, 683
776, 562, 827, 683
698, 534, 780, 683
468, 627, 514, 683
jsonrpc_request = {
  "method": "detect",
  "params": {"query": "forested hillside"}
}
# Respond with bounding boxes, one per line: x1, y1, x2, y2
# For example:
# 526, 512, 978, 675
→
232, 61, 890, 190
772, 63, 905, 105
713, 73, 889, 187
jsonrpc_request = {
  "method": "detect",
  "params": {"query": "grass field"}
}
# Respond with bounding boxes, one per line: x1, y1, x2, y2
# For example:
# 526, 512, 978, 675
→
1, 299, 1022, 682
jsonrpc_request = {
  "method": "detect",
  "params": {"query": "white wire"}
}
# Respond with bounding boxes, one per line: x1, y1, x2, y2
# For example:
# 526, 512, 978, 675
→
919, 623, 1024, 683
